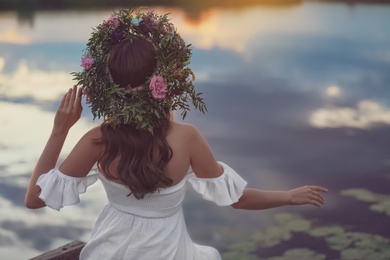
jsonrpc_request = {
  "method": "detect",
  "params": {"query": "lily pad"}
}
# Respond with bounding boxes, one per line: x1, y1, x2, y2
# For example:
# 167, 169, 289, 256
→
252, 226, 292, 247
266, 248, 326, 260
286, 218, 312, 232
341, 188, 390, 217
221, 251, 260, 260
326, 233, 352, 251
369, 200, 390, 216
227, 241, 257, 253
223, 211, 390, 260
340, 248, 376, 260
308, 225, 345, 237
251, 213, 312, 247
341, 189, 378, 202
273, 213, 295, 224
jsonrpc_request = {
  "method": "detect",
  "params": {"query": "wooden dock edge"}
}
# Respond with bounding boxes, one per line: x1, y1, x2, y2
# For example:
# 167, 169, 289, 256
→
29, 240, 86, 260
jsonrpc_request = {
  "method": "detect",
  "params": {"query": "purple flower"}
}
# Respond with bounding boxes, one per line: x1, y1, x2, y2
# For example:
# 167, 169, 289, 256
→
172, 88, 182, 95
105, 16, 119, 28
81, 55, 94, 71
111, 30, 125, 42
140, 24, 150, 35
140, 14, 157, 34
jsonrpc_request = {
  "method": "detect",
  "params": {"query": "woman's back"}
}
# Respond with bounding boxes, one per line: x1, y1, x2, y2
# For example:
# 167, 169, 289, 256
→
98, 121, 221, 188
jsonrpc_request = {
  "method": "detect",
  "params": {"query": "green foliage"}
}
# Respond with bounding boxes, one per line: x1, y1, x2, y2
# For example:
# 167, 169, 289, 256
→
266, 248, 326, 260
325, 233, 353, 250
221, 242, 260, 260
251, 213, 311, 247
71, 9, 207, 132
227, 241, 258, 253
222, 251, 260, 260
222, 210, 390, 260
338, 233, 390, 260
308, 225, 345, 237
341, 189, 390, 217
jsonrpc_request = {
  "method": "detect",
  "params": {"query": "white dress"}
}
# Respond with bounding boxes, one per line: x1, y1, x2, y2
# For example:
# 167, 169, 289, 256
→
37, 162, 247, 260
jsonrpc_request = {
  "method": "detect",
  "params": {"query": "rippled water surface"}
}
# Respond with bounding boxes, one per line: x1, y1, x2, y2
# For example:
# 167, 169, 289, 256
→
1, 1, 390, 259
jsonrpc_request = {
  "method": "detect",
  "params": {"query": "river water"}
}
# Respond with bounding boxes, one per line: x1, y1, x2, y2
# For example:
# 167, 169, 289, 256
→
0, 1, 390, 259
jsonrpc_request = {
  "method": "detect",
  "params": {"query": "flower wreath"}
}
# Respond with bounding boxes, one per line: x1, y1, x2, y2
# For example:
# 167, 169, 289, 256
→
71, 9, 207, 132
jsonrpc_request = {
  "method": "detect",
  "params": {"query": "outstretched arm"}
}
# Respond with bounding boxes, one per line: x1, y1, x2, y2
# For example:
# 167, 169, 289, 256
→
187, 125, 327, 210
231, 185, 328, 210
25, 86, 83, 209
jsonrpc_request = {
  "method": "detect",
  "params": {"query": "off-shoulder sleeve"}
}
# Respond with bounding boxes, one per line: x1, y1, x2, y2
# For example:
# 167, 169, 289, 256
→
187, 162, 247, 206
36, 169, 99, 211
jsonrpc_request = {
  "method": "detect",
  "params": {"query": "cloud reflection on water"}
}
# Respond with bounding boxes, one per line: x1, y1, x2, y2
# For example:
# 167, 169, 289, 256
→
0, 60, 73, 101
0, 101, 96, 175
0, 2, 390, 259
311, 100, 390, 129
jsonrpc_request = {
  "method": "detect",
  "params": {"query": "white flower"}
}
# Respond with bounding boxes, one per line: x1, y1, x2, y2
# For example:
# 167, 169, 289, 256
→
131, 17, 143, 26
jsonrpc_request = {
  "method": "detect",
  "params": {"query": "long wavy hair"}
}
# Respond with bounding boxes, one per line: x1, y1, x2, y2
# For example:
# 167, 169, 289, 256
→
97, 38, 173, 199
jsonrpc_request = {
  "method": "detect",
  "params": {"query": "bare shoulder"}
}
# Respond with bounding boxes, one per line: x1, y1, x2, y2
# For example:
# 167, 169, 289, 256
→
169, 122, 202, 141
170, 122, 222, 178
82, 125, 103, 141
58, 125, 103, 177
74, 125, 104, 152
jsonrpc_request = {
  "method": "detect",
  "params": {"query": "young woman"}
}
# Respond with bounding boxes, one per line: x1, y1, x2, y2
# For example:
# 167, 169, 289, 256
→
25, 10, 327, 260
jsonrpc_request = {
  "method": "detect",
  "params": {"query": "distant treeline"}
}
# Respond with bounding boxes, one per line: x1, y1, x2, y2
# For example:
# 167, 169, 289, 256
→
0, 0, 388, 13
0, 0, 302, 11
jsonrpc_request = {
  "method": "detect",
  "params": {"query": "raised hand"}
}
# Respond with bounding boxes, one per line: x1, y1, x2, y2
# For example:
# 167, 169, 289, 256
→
288, 185, 328, 207
53, 85, 83, 133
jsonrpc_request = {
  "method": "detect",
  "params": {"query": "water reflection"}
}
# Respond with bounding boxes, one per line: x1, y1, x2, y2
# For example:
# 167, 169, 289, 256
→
1, 1, 390, 259
311, 100, 390, 128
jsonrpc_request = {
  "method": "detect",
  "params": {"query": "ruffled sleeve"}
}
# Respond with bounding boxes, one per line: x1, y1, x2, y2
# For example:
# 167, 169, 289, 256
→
187, 162, 247, 206
36, 169, 99, 211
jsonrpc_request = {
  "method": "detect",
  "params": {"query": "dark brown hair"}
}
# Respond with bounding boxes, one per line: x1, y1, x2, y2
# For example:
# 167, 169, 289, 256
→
98, 38, 173, 199
107, 38, 156, 88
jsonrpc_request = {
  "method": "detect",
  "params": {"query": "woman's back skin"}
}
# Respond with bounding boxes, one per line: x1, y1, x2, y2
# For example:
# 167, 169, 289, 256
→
58, 120, 223, 187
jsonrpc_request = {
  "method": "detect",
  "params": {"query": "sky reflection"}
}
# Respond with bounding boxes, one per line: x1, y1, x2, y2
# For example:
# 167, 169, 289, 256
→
0, 2, 390, 259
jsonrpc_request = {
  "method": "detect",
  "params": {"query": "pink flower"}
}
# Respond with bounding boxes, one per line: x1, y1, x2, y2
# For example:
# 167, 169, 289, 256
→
81, 56, 94, 71
149, 75, 167, 100
105, 16, 119, 28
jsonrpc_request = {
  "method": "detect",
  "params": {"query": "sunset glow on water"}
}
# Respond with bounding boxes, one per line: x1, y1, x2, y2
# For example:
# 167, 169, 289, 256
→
1, 1, 390, 259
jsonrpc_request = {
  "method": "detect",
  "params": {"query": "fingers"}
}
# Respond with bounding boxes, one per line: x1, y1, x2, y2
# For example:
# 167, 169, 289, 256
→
68, 85, 77, 108
307, 185, 327, 207
75, 86, 83, 109
62, 88, 72, 108
77, 86, 83, 98
59, 91, 68, 109
63, 86, 82, 109
310, 186, 328, 192
54, 86, 83, 131
310, 193, 325, 207
290, 185, 328, 207
57, 86, 82, 117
